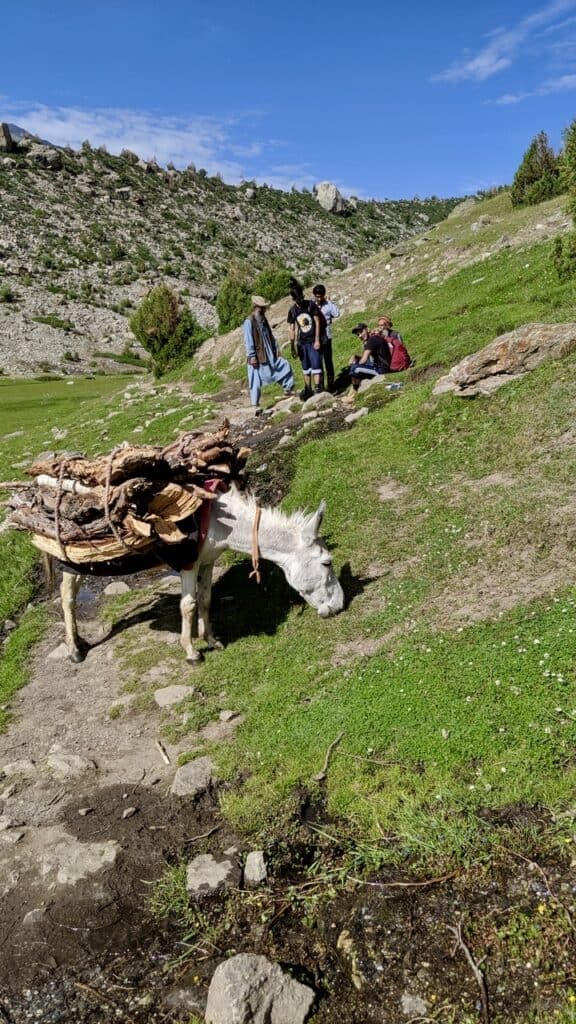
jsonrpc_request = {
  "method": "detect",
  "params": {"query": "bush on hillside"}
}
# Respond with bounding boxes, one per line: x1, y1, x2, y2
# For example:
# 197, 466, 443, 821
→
253, 262, 294, 304
129, 285, 210, 376
511, 130, 561, 207
216, 273, 251, 333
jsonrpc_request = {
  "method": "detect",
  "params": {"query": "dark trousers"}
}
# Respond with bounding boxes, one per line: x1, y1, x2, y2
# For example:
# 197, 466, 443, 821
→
322, 338, 334, 387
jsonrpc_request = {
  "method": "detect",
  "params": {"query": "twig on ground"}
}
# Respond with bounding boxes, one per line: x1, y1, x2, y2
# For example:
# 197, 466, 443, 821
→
154, 739, 171, 765
130, 767, 146, 794
312, 731, 344, 782
184, 825, 221, 844
447, 919, 489, 1024
341, 753, 411, 769
349, 871, 456, 889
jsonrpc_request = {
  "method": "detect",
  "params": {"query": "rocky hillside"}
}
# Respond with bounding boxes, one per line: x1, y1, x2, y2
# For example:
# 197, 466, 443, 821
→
0, 124, 458, 377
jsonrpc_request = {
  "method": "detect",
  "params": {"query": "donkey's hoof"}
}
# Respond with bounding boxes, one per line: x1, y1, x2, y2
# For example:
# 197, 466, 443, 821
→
69, 650, 84, 664
186, 651, 204, 666
205, 637, 224, 651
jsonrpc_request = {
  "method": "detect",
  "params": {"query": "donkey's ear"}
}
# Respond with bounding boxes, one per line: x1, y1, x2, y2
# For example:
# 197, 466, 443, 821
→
302, 500, 326, 544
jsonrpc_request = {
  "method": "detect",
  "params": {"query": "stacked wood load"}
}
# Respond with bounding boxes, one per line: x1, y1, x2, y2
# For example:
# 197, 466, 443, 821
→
7, 422, 249, 564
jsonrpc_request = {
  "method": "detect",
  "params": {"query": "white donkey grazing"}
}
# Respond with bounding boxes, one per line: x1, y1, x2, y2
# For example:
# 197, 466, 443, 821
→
59, 486, 344, 663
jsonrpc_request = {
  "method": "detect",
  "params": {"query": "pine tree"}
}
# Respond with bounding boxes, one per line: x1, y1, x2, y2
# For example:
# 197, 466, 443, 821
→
552, 118, 576, 280
510, 131, 560, 207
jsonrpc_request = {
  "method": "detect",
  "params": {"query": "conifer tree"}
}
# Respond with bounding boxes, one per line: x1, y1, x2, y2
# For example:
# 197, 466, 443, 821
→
511, 130, 560, 207
552, 118, 576, 281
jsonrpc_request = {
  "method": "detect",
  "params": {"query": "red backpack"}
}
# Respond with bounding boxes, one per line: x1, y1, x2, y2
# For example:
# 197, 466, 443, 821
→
388, 332, 412, 372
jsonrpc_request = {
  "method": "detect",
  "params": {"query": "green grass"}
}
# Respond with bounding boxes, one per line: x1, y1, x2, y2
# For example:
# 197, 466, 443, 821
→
0, 608, 46, 731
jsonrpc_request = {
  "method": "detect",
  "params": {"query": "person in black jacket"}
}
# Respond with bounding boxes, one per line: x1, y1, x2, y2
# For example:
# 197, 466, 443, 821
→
287, 280, 323, 400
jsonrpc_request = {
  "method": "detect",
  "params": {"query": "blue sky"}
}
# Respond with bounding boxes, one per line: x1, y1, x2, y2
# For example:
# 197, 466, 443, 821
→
2, 0, 576, 199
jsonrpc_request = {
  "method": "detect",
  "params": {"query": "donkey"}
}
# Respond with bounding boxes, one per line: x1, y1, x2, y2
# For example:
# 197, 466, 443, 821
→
57, 486, 344, 664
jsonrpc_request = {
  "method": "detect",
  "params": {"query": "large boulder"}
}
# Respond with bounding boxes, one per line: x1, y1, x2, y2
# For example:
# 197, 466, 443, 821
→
315, 181, 345, 214
433, 323, 576, 398
0, 124, 14, 153
205, 953, 315, 1024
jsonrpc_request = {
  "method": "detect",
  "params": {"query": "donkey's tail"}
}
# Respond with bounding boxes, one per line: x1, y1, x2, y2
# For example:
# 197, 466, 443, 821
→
42, 553, 56, 593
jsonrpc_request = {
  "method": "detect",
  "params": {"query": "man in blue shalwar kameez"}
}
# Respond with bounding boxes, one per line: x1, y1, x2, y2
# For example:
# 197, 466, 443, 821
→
243, 295, 295, 415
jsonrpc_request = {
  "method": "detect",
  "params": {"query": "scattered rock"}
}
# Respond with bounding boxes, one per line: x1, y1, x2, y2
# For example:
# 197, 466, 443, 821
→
278, 434, 292, 446
401, 992, 428, 1017
45, 751, 96, 780
337, 928, 366, 990
434, 323, 576, 398
0, 815, 14, 831
103, 580, 131, 596
78, 807, 93, 817
304, 390, 335, 409
1, 759, 36, 779
344, 407, 369, 424
154, 685, 191, 708
186, 852, 241, 897
219, 710, 238, 722
38, 830, 120, 886
121, 806, 138, 820
199, 716, 243, 742
46, 643, 70, 662
205, 953, 315, 1024
170, 756, 214, 797
244, 850, 267, 887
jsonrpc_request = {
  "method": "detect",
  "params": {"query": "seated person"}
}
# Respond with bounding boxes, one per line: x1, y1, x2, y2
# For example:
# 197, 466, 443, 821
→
349, 323, 391, 390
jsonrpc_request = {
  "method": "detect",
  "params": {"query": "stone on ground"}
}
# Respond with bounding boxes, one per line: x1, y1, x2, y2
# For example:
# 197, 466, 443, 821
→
205, 953, 315, 1024
244, 850, 267, 887
154, 684, 191, 708
46, 751, 96, 780
186, 853, 241, 897
46, 642, 71, 662
170, 756, 214, 797
315, 181, 345, 214
344, 407, 369, 424
104, 580, 131, 596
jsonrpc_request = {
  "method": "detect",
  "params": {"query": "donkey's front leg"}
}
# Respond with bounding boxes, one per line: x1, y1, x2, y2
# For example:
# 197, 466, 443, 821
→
197, 562, 223, 650
180, 566, 203, 664
61, 571, 83, 663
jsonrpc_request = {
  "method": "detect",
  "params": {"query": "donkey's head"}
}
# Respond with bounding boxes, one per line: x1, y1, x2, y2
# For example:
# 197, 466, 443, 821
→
283, 502, 344, 618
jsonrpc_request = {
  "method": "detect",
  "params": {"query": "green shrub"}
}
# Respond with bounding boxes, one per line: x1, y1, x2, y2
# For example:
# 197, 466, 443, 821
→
32, 314, 75, 331
215, 273, 251, 333
0, 284, 16, 303
253, 262, 293, 304
129, 284, 209, 376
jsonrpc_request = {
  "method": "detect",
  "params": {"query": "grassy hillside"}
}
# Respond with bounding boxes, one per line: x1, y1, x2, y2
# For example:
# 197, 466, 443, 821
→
2, 190, 576, 861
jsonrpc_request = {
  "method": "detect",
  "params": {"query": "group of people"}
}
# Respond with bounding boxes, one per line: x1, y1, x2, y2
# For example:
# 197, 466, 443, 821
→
242, 280, 410, 414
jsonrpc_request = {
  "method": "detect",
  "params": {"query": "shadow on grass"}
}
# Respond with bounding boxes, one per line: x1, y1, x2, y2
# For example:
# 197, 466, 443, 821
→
83, 557, 369, 655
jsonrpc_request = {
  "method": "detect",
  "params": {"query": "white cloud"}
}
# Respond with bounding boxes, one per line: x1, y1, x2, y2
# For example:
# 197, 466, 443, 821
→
434, 0, 576, 82
494, 71, 576, 103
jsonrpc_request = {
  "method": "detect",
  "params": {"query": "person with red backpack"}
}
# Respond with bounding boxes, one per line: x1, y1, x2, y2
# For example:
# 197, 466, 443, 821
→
374, 315, 412, 372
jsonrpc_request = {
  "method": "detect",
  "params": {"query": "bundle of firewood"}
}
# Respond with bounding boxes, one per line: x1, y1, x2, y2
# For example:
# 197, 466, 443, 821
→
6, 421, 249, 564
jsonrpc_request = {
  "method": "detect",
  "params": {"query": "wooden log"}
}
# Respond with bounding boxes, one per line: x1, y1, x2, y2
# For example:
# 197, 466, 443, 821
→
30, 531, 153, 563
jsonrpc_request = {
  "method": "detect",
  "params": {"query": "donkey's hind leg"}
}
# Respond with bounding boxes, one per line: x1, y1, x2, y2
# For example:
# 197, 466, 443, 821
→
61, 571, 83, 663
197, 561, 223, 650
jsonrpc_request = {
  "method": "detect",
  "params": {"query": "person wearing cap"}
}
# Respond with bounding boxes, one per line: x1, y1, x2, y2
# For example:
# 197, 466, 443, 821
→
348, 322, 391, 390
243, 296, 295, 414
312, 284, 340, 390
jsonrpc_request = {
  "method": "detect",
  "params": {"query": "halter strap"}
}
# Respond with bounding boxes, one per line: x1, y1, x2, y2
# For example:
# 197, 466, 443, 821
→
249, 503, 262, 584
